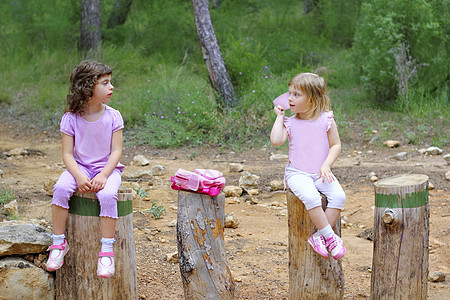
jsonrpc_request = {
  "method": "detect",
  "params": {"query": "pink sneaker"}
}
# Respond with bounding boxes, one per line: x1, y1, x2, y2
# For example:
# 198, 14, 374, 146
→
46, 240, 69, 271
97, 252, 115, 278
307, 232, 329, 259
325, 234, 346, 260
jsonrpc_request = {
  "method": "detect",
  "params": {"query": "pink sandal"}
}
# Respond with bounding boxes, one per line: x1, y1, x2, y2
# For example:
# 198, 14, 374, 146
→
46, 240, 69, 271
97, 251, 115, 278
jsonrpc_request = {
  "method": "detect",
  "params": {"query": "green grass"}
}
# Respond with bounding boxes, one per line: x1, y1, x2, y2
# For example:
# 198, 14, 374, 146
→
0, 185, 15, 205
0, 0, 448, 151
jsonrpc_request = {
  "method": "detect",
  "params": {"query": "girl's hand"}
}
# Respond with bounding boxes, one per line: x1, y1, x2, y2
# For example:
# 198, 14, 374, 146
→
76, 174, 92, 193
319, 163, 335, 183
274, 105, 285, 117
91, 173, 107, 192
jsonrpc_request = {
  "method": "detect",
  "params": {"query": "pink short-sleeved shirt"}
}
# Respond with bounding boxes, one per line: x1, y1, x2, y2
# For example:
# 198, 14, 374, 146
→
60, 105, 125, 174
284, 111, 334, 174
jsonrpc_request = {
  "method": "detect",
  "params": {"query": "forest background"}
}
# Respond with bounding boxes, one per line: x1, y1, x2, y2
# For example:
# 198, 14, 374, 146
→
0, 0, 448, 150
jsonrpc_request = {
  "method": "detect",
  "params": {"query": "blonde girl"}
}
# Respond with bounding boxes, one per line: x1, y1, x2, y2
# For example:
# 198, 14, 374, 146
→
270, 73, 346, 260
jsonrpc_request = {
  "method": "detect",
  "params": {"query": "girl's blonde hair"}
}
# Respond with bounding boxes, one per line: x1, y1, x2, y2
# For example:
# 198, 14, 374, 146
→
66, 61, 112, 115
289, 73, 331, 119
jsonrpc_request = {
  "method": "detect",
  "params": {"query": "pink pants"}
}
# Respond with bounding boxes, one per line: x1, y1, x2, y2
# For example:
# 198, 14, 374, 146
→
52, 165, 122, 219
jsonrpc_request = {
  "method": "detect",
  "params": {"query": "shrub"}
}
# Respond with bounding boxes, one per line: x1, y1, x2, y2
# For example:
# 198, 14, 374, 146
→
353, 0, 448, 104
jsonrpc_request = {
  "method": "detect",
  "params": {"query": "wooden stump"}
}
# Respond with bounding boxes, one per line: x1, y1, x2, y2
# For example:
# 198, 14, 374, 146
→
177, 190, 235, 299
56, 188, 138, 300
371, 174, 429, 300
287, 189, 344, 300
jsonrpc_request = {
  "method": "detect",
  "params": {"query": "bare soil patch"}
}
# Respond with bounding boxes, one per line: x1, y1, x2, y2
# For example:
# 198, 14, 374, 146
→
0, 122, 448, 299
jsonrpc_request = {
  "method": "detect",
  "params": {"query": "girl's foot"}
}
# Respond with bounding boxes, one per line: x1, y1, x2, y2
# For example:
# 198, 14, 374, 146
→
325, 234, 346, 260
46, 240, 69, 271
97, 252, 115, 278
307, 232, 329, 259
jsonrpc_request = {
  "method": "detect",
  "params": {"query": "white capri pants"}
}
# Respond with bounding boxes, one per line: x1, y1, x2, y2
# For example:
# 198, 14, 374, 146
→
285, 164, 346, 211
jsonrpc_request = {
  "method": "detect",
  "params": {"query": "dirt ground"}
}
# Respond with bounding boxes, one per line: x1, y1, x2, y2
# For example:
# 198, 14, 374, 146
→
0, 120, 449, 299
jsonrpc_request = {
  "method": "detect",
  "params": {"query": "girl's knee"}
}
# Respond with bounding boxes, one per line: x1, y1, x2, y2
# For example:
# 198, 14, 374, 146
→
300, 194, 322, 210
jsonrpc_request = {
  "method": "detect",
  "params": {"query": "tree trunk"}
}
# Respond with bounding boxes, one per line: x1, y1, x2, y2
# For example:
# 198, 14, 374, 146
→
371, 174, 429, 300
81, 0, 102, 59
192, 0, 238, 108
55, 188, 138, 300
177, 190, 235, 299
107, 0, 133, 29
287, 189, 344, 299
303, 0, 319, 14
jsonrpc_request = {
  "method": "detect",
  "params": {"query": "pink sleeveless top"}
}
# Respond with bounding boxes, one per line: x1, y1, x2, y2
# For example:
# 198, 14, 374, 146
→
284, 111, 334, 174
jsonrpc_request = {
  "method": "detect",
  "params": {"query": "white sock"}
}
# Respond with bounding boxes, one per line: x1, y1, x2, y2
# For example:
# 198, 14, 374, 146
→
318, 224, 334, 239
51, 234, 65, 245
100, 237, 115, 253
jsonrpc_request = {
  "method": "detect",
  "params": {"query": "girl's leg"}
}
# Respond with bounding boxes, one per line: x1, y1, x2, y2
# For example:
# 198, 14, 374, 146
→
96, 169, 121, 278
51, 205, 69, 235
314, 176, 347, 259
287, 172, 328, 229
314, 176, 346, 227
307, 206, 330, 230
324, 208, 341, 228
52, 169, 81, 234
100, 217, 117, 238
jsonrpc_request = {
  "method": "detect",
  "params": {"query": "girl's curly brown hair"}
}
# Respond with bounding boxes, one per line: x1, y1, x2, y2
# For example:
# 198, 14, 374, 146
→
66, 61, 112, 115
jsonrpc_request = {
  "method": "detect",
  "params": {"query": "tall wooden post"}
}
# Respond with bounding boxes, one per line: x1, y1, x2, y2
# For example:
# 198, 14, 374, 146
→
371, 174, 429, 300
56, 188, 138, 300
287, 189, 344, 300
177, 190, 235, 299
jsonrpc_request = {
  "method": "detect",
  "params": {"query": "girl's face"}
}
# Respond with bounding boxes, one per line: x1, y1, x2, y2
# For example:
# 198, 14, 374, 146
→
90, 74, 114, 106
288, 86, 309, 117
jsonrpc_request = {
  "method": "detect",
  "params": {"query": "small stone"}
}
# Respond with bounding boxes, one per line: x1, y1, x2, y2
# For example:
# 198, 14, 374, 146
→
269, 180, 284, 191
151, 165, 167, 176
392, 152, 407, 161
229, 163, 244, 172
0, 169, 3, 177
443, 154, 450, 165
270, 153, 288, 161
357, 228, 374, 241
445, 171, 450, 181
43, 178, 57, 196
166, 251, 179, 263
133, 155, 150, 166
167, 220, 177, 227
4, 148, 28, 156
247, 189, 259, 196
4, 200, 19, 216
370, 175, 379, 182
225, 214, 239, 229
426, 146, 443, 155
225, 197, 240, 204
428, 271, 445, 282
223, 186, 243, 197
249, 197, 259, 204
418, 148, 427, 154
428, 182, 434, 190
238, 171, 260, 192
383, 140, 400, 148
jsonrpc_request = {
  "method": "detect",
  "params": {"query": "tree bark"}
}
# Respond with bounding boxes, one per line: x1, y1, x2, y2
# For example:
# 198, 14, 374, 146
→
371, 174, 429, 300
107, 0, 133, 29
55, 188, 137, 300
81, 0, 102, 59
303, 0, 319, 14
192, 0, 238, 108
177, 190, 235, 299
287, 189, 344, 299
